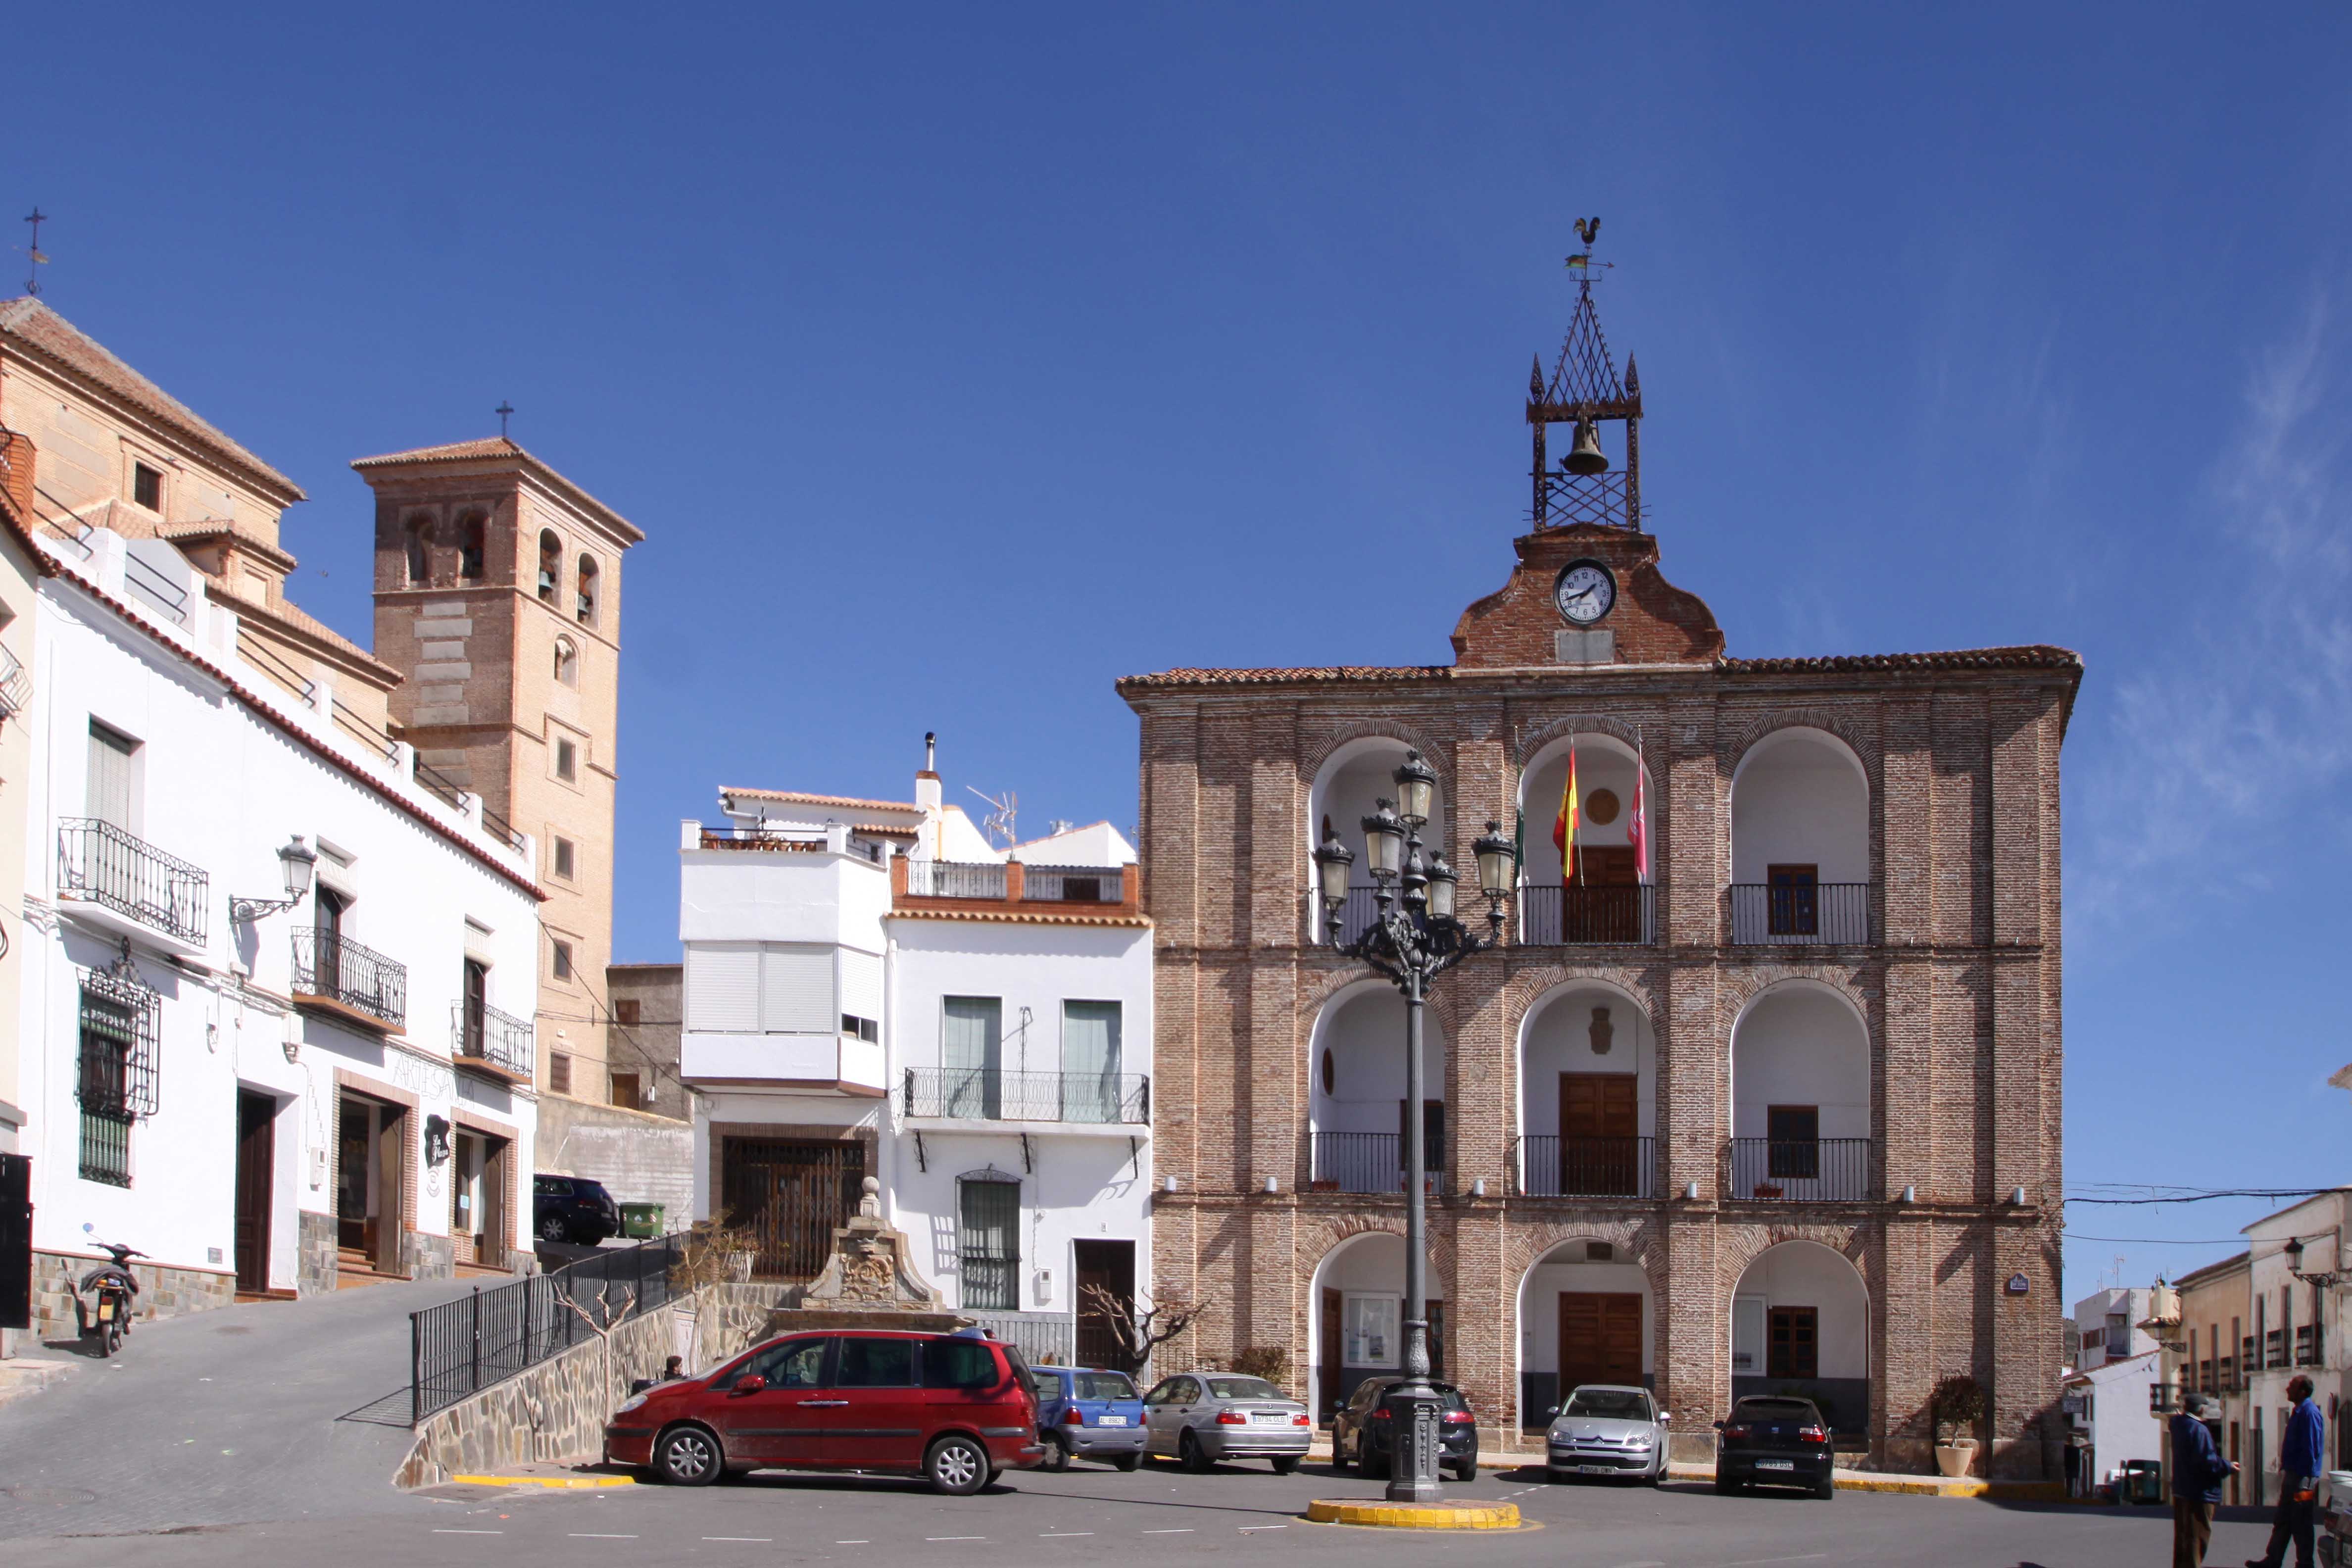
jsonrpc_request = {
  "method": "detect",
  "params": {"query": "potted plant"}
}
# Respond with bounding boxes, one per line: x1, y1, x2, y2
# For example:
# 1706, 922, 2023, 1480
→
1752, 1181, 1784, 1199
1930, 1373, 1984, 1477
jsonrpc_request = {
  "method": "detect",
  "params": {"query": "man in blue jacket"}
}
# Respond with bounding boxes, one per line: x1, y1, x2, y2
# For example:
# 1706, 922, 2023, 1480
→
2173, 1391, 2236, 1567
2249, 1374, 2325, 1568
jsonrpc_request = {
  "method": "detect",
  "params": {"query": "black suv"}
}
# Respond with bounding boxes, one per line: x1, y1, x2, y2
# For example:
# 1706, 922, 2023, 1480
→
1330, 1377, 1480, 1481
535, 1174, 623, 1245
1713, 1395, 1836, 1498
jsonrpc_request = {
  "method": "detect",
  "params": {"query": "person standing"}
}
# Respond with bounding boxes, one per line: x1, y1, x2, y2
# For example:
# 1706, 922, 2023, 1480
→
2248, 1374, 2325, 1568
2172, 1392, 2236, 1568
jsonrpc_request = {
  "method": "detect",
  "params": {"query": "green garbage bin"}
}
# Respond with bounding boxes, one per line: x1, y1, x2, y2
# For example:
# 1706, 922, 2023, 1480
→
620, 1202, 663, 1239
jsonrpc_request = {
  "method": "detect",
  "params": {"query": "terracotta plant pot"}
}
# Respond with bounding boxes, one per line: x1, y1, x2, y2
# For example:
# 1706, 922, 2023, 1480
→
1753, 1183, 1784, 1199
1935, 1439, 1977, 1478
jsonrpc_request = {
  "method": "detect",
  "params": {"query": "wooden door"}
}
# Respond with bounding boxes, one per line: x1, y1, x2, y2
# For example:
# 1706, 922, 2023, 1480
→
1559, 1074, 1638, 1195
336, 1098, 371, 1253
1074, 1239, 1136, 1372
1767, 1306, 1818, 1378
479, 1135, 509, 1267
1320, 1286, 1343, 1419
1565, 845, 1639, 940
234, 1091, 274, 1292
373, 1104, 406, 1274
1559, 1292, 1643, 1393
1765, 864, 1819, 935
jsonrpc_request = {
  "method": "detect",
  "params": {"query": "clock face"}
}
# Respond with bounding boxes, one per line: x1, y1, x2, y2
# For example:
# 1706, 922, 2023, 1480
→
1555, 560, 1617, 625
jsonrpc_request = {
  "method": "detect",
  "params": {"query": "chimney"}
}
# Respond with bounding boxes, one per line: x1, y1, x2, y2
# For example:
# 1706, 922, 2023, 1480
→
914, 731, 941, 811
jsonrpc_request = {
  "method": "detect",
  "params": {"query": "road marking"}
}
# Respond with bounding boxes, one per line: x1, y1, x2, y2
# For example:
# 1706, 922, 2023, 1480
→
835, 1541, 870, 1545
567, 1534, 638, 1539
706, 1539, 775, 1544
1722, 1558, 1828, 1567
431, 1529, 503, 1534
1142, 1528, 1194, 1534
1040, 1532, 1096, 1537
927, 1537, 987, 1542
1238, 1524, 1287, 1532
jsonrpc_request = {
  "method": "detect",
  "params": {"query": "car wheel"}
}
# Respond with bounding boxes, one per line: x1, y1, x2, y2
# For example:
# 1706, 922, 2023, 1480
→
1713, 1472, 1737, 1494
1813, 1474, 1835, 1501
1041, 1433, 1072, 1472
1270, 1456, 1300, 1475
926, 1434, 991, 1497
538, 1213, 568, 1244
653, 1425, 722, 1487
1649, 1465, 1665, 1487
1111, 1452, 1142, 1472
1179, 1429, 1211, 1473
1451, 1459, 1477, 1482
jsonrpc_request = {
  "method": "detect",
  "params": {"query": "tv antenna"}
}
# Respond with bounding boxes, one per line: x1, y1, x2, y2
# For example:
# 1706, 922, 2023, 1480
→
967, 785, 1017, 850
19, 208, 49, 296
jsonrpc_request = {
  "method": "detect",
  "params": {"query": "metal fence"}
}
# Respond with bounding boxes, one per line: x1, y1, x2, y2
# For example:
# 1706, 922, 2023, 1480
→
57, 818, 209, 944
1517, 884, 1655, 945
291, 927, 408, 1028
904, 860, 1008, 899
1307, 1131, 1452, 1196
1722, 1137, 1874, 1201
410, 1232, 684, 1424
902, 1067, 1150, 1125
1021, 865, 1123, 903
1514, 1135, 1656, 1197
1726, 882, 1870, 945
968, 1310, 1078, 1368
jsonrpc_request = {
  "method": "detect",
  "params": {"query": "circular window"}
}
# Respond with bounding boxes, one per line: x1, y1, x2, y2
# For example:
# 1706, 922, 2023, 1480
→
1319, 1048, 1334, 1096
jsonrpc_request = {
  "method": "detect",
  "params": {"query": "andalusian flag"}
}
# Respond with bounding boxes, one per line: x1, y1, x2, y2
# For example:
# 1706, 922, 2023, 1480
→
1552, 744, 1580, 887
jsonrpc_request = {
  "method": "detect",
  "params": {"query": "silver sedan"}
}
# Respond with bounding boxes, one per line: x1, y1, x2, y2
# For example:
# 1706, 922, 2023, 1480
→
1141, 1372, 1312, 1472
1546, 1384, 1669, 1483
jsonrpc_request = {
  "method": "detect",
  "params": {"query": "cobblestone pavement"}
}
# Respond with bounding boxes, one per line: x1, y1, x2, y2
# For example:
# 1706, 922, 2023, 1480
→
0, 1274, 480, 1537
0, 1442, 2287, 1564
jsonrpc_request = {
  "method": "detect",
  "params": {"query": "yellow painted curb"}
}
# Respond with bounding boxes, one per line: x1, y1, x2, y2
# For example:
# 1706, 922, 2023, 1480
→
1304, 1498, 1522, 1530
451, 1473, 639, 1489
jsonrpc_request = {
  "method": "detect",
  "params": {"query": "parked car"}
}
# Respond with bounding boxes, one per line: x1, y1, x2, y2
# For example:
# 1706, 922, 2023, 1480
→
1543, 1383, 1667, 1484
1033, 1365, 1147, 1470
603, 1327, 1044, 1495
1329, 1376, 1480, 1481
1712, 1394, 1835, 1498
1140, 1371, 1311, 1472
535, 1173, 622, 1245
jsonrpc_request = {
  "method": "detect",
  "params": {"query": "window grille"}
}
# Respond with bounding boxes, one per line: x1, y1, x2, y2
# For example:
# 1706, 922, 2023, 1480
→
958, 1176, 1021, 1310
77, 948, 161, 1121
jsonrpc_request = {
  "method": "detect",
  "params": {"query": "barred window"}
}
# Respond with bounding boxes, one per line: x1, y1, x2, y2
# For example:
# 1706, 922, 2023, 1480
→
957, 1176, 1020, 1311
77, 956, 158, 1186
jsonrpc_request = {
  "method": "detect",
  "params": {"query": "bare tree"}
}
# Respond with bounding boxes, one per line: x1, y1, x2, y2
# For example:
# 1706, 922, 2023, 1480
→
668, 1212, 761, 1372
561, 1282, 631, 1407
1082, 1284, 1217, 1372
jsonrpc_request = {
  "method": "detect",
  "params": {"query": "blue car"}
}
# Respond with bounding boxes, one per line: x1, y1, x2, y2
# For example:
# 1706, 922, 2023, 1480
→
1033, 1366, 1147, 1470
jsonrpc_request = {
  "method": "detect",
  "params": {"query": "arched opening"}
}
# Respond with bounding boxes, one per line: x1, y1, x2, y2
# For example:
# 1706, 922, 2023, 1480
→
1307, 738, 1446, 945
1516, 983, 1656, 1196
537, 529, 562, 602
1515, 1238, 1653, 1430
576, 553, 599, 627
1728, 728, 1869, 944
1308, 983, 1447, 1195
1727, 982, 1872, 1200
456, 511, 487, 580
553, 635, 580, 688
1729, 1240, 1870, 1436
403, 516, 432, 585
1515, 734, 1654, 944
1309, 1231, 1447, 1421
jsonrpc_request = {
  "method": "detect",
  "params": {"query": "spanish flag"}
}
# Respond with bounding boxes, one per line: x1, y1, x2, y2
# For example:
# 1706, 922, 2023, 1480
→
1552, 745, 1580, 887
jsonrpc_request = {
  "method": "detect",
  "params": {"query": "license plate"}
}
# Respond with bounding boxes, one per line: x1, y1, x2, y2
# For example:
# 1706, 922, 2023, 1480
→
96, 1302, 113, 1321
1252, 1412, 1288, 1423
1758, 1460, 1795, 1471
1096, 1416, 1128, 1426
1576, 1465, 1615, 1474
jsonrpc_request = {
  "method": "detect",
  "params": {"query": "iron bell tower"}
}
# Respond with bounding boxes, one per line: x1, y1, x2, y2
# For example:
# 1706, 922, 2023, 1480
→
1528, 219, 1643, 531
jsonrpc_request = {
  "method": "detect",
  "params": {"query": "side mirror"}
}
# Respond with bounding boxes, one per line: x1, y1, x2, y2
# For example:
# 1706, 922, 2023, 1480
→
1711, 1419, 1725, 1430
1659, 1411, 1672, 1423
732, 1374, 767, 1396
628, 1378, 654, 1396
1545, 1405, 1561, 1420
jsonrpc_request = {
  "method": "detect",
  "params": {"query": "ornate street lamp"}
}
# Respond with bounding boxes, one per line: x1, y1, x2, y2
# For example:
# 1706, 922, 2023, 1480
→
1311, 750, 1512, 1504
230, 835, 318, 924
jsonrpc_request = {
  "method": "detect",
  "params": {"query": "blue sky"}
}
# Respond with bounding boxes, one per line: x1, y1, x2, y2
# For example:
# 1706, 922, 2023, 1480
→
13, 4, 2352, 1300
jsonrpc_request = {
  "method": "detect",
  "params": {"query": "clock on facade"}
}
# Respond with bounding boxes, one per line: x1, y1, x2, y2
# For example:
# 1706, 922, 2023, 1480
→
1554, 559, 1617, 625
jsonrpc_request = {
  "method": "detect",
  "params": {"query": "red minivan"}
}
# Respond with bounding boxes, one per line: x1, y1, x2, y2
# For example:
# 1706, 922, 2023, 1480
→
604, 1328, 1043, 1495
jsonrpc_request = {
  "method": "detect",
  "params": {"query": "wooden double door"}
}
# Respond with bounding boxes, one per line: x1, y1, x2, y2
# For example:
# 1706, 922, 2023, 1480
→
450, 1128, 512, 1268
1558, 1073, 1640, 1196
336, 1094, 406, 1273
1559, 1292, 1643, 1393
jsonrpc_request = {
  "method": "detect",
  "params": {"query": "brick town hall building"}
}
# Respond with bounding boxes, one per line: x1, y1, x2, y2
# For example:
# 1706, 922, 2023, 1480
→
1118, 268, 2078, 1476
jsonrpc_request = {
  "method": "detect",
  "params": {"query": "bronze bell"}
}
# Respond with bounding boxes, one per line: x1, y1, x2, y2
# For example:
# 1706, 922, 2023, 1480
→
1561, 418, 1610, 475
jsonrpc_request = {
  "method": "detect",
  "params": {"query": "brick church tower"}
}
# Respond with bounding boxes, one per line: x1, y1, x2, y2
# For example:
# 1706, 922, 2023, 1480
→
1119, 244, 2079, 1475
359, 438, 644, 1103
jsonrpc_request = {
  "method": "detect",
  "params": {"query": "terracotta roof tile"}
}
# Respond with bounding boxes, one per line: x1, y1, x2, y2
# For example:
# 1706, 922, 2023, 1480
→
160, 518, 297, 573
0, 297, 304, 500
720, 786, 922, 814
1117, 646, 2081, 690
352, 435, 645, 544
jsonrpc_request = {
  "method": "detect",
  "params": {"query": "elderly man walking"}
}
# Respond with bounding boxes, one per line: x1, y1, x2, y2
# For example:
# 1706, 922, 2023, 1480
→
2172, 1392, 2236, 1566
2248, 1374, 2325, 1568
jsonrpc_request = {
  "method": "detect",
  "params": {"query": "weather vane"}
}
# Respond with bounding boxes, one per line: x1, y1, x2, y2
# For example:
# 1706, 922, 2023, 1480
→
19, 208, 49, 297
1565, 215, 1611, 281
496, 401, 514, 438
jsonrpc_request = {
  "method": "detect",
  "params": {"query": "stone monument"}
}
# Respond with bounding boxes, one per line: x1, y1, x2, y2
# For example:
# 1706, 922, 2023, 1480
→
758, 1177, 965, 1336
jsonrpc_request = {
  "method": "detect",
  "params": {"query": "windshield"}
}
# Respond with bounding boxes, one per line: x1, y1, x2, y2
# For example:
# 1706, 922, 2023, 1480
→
1206, 1377, 1286, 1402
1075, 1372, 1138, 1401
1736, 1399, 1817, 1421
1564, 1389, 1652, 1420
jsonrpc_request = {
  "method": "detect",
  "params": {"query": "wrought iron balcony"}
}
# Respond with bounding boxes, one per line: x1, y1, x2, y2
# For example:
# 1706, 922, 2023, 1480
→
903, 860, 1008, 899
1307, 1131, 1450, 1196
902, 1067, 1149, 1126
1517, 884, 1655, 945
1727, 882, 1870, 945
291, 928, 407, 1029
57, 818, 209, 945
1723, 1136, 1875, 1201
453, 998, 534, 1078
1514, 1134, 1656, 1198
1021, 864, 1123, 903
0, 643, 29, 721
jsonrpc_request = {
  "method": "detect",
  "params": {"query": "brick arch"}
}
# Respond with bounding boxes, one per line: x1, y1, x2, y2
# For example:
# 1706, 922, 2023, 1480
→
1504, 1217, 1666, 1287
1503, 964, 1664, 1037
1722, 963, 1876, 1026
1723, 708, 1881, 782
1514, 712, 1651, 766
1302, 720, 1458, 790
1714, 1222, 1875, 1289
1301, 1212, 1460, 1293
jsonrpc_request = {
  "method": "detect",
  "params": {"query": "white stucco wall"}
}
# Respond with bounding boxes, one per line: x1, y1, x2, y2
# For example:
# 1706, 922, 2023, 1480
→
1516, 736, 1649, 886
1729, 728, 1869, 884
1518, 983, 1655, 1139
1730, 1241, 1870, 1380
1729, 983, 1870, 1140
1309, 984, 1448, 1139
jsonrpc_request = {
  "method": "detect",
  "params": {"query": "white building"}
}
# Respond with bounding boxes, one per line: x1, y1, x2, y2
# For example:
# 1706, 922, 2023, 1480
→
681, 749, 1152, 1367
2243, 1192, 2351, 1502
2060, 1349, 2161, 1493
18, 503, 541, 1328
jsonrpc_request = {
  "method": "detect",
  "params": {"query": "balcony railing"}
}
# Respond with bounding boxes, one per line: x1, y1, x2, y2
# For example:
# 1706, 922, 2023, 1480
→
904, 860, 1008, 899
1516, 884, 1655, 945
902, 1067, 1149, 1126
2267, 1328, 2287, 1370
1021, 864, 1123, 903
291, 928, 408, 1028
453, 998, 534, 1077
1727, 882, 1870, 945
56, 818, 209, 945
1723, 1137, 1875, 1201
1325, 885, 1381, 945
1308, 1131, 1450, 1196
0, 643, 30, 721
2297, 1324, 2323, 1368
1514, 1135, 1656, 1198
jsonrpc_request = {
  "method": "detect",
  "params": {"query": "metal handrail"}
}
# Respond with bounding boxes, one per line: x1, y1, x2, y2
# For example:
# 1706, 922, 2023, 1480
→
901, 1066, 1149, 1125
1515, 883, 1655, 945
238, 629, 319, 706
1722, 1136, 1875, 1201
1021, 864, 1124, 903
903, 860, 1008, 899
452, 998, 534, 1076
1308, 1131, 1451, 1196
1726, 882, 1870, 945
0, 643, 29, 720
332, 696, 398, 761
1513, 1134, 1656, 1197
478, 804, 525, 854
412, 757, 471, 812
291, 927, 408, 1027
122, 551, 189, 625
56, 818, 209, 944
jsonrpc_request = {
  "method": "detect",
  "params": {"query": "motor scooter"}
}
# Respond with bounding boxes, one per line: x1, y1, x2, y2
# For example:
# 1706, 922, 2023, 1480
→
74, 1233, 144, 1357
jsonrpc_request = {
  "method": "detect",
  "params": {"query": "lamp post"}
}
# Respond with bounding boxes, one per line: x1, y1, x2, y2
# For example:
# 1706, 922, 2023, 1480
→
1313, 750, 1514, 1504
230, 835, 318, 924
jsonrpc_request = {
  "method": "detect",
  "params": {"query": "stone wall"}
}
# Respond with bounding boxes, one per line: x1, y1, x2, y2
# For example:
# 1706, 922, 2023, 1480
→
404, 1230, 457, 1281
396, 1282, 788, 1487
28, 1249, 238, 1341
298, 1210, 339, 1296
